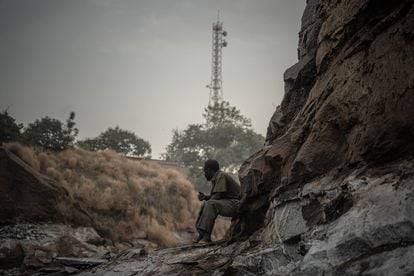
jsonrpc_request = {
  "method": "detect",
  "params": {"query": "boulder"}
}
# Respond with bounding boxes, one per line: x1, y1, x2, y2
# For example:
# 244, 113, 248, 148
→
0, 242, 24, 270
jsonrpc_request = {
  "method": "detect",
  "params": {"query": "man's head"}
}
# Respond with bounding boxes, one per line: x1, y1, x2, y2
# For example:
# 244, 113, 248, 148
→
203, 159, 220, 181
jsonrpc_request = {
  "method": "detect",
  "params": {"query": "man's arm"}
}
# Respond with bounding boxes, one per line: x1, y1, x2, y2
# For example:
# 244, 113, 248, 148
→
198, 192, 211, 201
198, 192, 224, 201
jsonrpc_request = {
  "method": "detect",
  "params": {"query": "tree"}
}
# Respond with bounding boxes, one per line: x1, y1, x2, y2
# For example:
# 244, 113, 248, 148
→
78, 126, 151, 157
203, 101, 252, 129
23, 112, 78, 151
163, 101, 264, 192
0, 110, 23, 144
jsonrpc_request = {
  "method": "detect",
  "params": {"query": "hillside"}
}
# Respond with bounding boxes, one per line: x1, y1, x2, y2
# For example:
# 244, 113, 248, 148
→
2, 142, 202, 247
0, 143, 229, 274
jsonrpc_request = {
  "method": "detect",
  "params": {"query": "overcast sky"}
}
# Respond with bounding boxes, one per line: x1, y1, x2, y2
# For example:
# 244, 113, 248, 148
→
0, 0, 306, 158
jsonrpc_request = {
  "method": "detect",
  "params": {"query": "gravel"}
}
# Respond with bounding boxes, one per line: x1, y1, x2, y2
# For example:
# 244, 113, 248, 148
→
0, 224, 49, 241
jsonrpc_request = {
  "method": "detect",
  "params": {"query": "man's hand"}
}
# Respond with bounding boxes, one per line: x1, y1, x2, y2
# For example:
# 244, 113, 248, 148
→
198, 192, 208, 201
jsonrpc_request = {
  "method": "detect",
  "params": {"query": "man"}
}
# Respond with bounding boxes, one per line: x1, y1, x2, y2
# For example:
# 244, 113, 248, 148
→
195, 159, 241, 243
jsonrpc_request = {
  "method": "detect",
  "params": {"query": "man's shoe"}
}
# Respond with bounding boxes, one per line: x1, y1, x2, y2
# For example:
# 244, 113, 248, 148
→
192, 234, 203, 244
198, 237, 212, 244
193, 230, 211, 244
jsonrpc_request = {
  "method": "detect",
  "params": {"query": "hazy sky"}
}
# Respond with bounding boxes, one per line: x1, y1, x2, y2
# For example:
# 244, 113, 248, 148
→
0, 0, 306, 158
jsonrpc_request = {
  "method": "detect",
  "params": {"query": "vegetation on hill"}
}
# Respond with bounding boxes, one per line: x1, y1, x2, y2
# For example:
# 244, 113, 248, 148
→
23, 112, 79, 151
3, 142, 203, 247
0, 110, 23, 144
0, 111, 151, 157
77, 126, 151, 157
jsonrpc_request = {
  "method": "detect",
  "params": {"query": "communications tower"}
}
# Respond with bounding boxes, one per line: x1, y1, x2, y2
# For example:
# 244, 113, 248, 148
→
206, 11, 228, 106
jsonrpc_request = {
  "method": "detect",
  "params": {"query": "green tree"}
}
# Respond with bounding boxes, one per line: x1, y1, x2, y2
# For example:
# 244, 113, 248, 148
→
23, 112, 79, 151
203, 101, 252, 129
163, 101, 264, 192
0, 110, 23, 144
78, 126, 151, 157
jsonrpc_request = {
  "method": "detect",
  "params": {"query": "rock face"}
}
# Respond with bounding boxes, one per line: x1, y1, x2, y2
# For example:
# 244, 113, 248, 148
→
239, 0, 414, 242
48, 0, 414, 275
231, 0, 414, 274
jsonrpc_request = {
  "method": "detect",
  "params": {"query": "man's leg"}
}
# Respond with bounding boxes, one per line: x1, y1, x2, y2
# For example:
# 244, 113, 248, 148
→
195, 203, 204, 230
194, 203, 207, 242
196, 199, 239, 241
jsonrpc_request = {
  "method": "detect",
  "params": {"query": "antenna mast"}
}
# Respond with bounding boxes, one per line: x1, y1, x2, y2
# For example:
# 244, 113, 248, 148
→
207, 10, 227, 106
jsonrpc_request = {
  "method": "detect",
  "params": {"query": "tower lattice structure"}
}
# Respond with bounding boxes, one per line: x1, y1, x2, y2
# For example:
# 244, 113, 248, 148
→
207, 12, 227, 106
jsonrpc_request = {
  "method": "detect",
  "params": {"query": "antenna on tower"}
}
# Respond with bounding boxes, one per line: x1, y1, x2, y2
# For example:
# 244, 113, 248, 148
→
206, 11, 227, 106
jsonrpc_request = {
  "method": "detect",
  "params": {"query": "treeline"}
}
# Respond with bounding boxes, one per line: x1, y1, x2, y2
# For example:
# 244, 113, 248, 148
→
1, 99, 265, 192
0, 111, 151, 157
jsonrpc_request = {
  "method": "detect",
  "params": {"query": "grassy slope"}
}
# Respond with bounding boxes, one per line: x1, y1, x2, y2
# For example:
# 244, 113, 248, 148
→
4, 142, 230, 247
4, 142, 206, 247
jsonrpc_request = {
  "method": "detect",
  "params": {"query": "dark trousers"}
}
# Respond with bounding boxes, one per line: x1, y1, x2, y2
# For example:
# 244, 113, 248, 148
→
196, 199, 239, 234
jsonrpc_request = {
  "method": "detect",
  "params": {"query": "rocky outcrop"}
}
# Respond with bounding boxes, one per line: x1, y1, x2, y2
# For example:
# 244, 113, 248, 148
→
239, 0, 414, 240
233, 0, 414, 274
266, 0, 322, 141
25, 0, 414, 275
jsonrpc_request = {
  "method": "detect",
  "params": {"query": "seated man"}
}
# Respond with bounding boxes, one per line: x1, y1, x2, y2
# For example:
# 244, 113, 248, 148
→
195, 159, 241, 243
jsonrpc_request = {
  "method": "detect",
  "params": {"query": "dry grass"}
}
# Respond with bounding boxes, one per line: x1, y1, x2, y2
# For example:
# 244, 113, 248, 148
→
4, 142, 204, 248
6, 142, 40, 171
